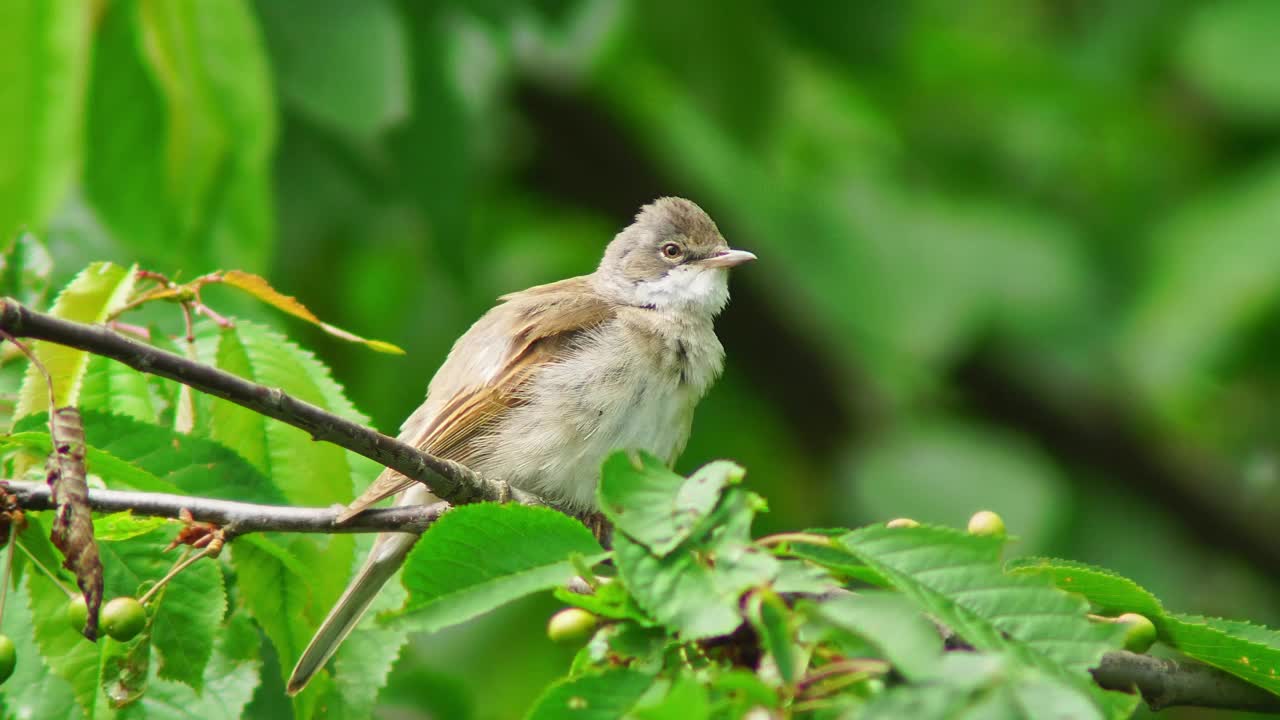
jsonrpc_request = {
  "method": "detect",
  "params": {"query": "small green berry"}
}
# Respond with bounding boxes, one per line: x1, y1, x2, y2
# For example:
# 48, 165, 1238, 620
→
967, 510, 1006, 538
886, 518, 920, 529
547, 608, 598, 645
1117, 613, 1157, 654
66, 596, 89, 634
0, 635, 15, 683
100, 597, 147, 642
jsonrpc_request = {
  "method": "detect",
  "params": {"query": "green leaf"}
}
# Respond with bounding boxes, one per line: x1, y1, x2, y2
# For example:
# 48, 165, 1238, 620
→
782, 540, 892, 588
93, 512, 170, 542
1124, 160, 1280, 417
1007, 557, 1165, 618
1009, 556, 1280, 695
393, 503, 606, 633
26, 561, 101, 714
256, 0, 407, 141
705, 669, 779, 715
747, 589, 799, 685
525, 668, 655, 720
13, 261, 137, 421
121, 611, 262, 720
0, 0, 91, 242
1159, 615, 1280, 696
80, 353, 159, 424
861, 653, 1117, 720
0, 232, 55, 309
101, 628, 153, 709
9, 410, 281, 507
614, 488, 778, 640
0, 570, 81, 719
553, 579, 655, 625
1179, 0, 1280, 121
630, 675, 711, 720
229, 534, 321, 685
814, 591, 944, 682
69, 411, 286, 504
771, 557, 840, 595
203, 321, 356, 507
840, 525, 1126, 714
98, 527, 226, 692
0, 430, 180, 494
84, 0, 275, 272
599, 451, 743, 557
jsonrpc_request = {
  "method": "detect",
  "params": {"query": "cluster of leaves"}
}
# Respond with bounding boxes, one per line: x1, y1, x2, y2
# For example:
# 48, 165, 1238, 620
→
3, 260, 1280, 720
465, 453, 1280, 719
0, 260, 400, 719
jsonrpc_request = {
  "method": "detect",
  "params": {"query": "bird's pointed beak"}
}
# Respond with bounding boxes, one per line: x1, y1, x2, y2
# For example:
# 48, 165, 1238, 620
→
698, 249, 758, 269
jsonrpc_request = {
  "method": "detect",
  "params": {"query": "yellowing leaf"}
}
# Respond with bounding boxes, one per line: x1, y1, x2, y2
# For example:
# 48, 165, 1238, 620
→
14, 261, 137, 421
218, 269, 405, 354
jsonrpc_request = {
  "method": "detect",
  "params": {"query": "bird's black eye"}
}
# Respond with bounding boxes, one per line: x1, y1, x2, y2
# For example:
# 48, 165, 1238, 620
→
660, 242, 683, 260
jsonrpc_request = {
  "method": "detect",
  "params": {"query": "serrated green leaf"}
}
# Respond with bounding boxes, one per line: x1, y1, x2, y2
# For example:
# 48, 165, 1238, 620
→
204, 322, 354, 507
199, 319, 360, 686
0, 0, 91, 243
98, 527, 226, 692
778, 536, 891, 588
0, 569, 81, 719
27, 563, 100, 715
93, 512, 170, 542
67, 411, 286, 504
1009, 556, 1280, 697
2, 430, 185, 495
630, 675, 710, 720
599, 451, 743, 556
392, 504, 606, 633
614, 488, 778, 640
840, 525, 1126, 715
861, 652, 1124, 720
1161, 614, 1280, 697
525, 668, 655, 720
13, 262, 137, 422
118, 612, 262, 720
814, 591, 944, 682
1007, 557, 1165, 619
80, 354, 158, 425
230, 534, 322, 687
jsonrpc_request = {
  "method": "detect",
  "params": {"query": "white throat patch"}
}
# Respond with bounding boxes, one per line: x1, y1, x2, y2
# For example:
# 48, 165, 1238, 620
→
631, 266, 730, 315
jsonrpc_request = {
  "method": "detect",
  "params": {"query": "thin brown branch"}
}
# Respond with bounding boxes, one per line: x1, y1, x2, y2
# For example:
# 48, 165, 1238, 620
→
5, 480, 448, 536
1092, 650, 1280, 713
0, 297, 542, 509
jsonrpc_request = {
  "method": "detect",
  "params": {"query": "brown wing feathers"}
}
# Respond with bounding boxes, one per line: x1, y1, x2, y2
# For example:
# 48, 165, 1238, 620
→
336, 278, 613, 521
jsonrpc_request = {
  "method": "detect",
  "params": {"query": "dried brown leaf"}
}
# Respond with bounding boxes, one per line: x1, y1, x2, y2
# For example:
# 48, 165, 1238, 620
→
47, 406, 103, 640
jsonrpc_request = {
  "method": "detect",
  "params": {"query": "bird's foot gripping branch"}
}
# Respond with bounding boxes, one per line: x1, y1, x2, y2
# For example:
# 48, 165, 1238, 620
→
0, 261, 1277, 718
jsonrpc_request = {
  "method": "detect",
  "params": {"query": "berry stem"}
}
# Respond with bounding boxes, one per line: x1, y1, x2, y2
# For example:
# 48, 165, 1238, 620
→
138, 544, 217, 606
14, 541, 76, 599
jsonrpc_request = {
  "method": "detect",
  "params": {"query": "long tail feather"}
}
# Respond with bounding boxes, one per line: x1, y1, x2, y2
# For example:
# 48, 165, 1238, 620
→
287, 485, 435, 694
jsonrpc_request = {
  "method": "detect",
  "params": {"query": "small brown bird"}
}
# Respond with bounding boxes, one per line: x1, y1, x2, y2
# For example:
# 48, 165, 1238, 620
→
287, 197, 755, 693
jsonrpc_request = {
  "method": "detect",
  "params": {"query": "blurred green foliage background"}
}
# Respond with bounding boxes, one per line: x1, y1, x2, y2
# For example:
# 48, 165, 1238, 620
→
5, 0, 1280, 717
